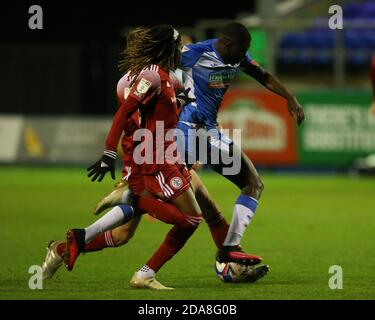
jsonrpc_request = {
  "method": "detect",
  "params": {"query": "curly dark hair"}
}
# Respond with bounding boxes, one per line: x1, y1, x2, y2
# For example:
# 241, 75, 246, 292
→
118, 25, 182, 76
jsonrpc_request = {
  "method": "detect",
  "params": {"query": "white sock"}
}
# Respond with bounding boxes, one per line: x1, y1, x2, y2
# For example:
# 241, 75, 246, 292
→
84, 206, 128, 243
136, 265, 156, 279
223, 195, 258, 247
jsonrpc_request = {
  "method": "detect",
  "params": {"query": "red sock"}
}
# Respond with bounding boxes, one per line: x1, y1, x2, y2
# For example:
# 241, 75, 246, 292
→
84, 231, 116, 252
207, 216, 229, 249
137, 196, 190, 228
147, 225, 197, 272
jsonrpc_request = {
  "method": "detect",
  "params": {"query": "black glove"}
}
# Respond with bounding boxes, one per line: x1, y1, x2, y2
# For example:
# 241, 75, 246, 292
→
87, 150, 117, 182
176, 87, 195, 109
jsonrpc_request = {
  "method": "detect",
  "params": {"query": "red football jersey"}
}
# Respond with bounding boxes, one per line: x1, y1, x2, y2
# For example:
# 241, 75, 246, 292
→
106, 65, 181, 173
114, 72, 140, 166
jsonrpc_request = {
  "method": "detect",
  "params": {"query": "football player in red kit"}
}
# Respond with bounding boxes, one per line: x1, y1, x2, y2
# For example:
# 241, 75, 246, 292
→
42, 68, 199, 279
64, 25, 204, 290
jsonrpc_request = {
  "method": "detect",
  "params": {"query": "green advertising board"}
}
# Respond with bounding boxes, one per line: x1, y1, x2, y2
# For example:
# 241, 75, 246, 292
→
248, 29, 267, 67
296, 91, 375, 167
238, 30, 267, 82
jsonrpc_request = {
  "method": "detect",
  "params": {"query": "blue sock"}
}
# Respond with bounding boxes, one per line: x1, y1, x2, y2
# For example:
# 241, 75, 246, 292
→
118, 204, 134, 224
236, 195, 258, 213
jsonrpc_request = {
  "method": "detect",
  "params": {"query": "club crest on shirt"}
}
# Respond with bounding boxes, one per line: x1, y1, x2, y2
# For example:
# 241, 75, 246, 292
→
137, 78, 152, 94
170, 177, 183, 190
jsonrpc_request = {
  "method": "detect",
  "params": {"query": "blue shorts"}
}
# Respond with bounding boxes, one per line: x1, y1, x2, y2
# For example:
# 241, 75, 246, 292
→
175, 121, 233, 169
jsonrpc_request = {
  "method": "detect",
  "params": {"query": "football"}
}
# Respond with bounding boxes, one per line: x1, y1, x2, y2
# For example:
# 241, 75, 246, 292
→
215, 261, 270, 283
215, 261, 249, 283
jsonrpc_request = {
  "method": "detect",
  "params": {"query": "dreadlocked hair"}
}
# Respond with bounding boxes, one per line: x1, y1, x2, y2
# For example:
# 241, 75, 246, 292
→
118, 25, 181, 76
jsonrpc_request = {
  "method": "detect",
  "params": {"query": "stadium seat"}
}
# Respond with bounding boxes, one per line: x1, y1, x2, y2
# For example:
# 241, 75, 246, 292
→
277, 2, 375, 68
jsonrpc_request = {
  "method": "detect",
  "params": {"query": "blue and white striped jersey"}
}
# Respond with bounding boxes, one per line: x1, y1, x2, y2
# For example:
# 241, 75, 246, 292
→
178, 38, 254, 129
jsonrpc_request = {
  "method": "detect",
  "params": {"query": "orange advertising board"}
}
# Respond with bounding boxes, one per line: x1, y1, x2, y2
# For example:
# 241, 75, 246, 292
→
219, 89, 297, 166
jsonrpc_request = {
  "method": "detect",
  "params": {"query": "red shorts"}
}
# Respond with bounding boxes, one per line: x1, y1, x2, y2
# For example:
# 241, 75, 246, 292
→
143, 163, 191, 201
121, 163, 145, 196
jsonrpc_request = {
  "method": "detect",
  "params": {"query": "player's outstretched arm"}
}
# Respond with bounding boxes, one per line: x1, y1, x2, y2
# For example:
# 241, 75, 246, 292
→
241, 60, 305, 126
263, 73, 305, 126
87, 96, 141, 182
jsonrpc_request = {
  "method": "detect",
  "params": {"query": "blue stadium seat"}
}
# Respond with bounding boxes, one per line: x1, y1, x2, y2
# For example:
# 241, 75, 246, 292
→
295, 50, 312, 65
280, 33, 297, 48
308, 29, 334, 49
277, 51, 297, 65
365, 30, 375, 49
343, 3, 363, 18
344, 29, 367, 49
277, 3, 375, 67
312, 51, 333, 66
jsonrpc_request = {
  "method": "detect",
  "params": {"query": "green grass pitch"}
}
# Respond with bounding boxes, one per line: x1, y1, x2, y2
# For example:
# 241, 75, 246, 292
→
0, 166, 374, 300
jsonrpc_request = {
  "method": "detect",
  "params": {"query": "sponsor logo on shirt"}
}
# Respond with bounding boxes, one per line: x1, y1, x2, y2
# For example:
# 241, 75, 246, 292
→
137, 78, 152, 94
208, 70, 236, 89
